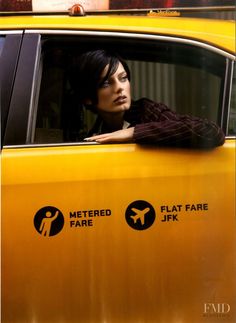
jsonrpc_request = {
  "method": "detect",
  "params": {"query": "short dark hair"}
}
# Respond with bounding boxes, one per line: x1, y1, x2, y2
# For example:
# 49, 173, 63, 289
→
70, 49, 130, 107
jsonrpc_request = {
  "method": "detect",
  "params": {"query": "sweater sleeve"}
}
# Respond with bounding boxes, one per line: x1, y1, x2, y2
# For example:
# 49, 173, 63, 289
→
132, 99, 225, 148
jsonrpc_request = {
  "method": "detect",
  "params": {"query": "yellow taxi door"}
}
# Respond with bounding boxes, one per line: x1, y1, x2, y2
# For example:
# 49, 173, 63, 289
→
2, 140, 236, 322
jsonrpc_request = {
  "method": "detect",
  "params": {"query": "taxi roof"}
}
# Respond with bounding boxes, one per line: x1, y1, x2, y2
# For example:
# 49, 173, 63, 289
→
0, 13, 235, 54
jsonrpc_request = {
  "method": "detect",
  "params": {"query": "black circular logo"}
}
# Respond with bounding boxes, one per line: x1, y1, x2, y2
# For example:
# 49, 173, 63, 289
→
34, 206, 64, 237
125, 200, 156, 230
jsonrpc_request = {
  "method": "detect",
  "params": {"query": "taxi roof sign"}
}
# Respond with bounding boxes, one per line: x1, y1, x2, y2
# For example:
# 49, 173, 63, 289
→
69, 4, 86, 16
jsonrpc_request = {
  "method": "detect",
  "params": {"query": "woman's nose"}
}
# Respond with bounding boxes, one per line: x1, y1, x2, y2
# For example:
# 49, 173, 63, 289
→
114, 80, 123, 92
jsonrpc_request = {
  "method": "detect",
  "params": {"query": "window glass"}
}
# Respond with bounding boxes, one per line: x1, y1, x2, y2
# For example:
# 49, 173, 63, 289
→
33, 36, 226, 144
0, 36, 5, 57
228, 64, 236, 136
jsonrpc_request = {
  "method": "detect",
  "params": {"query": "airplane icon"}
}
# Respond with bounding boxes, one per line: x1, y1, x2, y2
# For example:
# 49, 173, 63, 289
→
130, 207, 150, 225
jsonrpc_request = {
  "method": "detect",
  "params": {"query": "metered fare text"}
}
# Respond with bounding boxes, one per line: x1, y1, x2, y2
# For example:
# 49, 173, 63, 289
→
70, 209, 112, 227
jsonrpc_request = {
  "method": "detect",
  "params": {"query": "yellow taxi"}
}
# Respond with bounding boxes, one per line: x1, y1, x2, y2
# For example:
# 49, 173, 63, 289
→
1, 4, 236, 323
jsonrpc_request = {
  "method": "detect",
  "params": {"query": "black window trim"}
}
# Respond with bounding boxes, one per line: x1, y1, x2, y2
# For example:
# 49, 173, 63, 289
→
225, 59, 235, 136
0, 31, 23, 146
3, 33, 41, 146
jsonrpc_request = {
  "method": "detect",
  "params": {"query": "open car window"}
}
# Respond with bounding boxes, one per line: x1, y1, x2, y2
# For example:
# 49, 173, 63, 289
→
32, 35, 227, 144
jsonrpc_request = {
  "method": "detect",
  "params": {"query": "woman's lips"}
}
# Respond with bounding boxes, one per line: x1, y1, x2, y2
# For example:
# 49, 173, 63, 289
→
114, 96, 127, 104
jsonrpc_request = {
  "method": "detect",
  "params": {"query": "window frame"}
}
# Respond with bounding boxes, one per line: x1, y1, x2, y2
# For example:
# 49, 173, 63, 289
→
0, 32, 23, 146
226, 60, 236, 137
3, 30, 235, 148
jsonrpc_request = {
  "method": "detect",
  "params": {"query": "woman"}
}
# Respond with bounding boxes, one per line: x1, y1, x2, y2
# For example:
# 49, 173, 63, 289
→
71, 49, 225, 148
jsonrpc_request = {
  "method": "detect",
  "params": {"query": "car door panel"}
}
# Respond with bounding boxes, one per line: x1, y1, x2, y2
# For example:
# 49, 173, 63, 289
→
2, 141, 235, 322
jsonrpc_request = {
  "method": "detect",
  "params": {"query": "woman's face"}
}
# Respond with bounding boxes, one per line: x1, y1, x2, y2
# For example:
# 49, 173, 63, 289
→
96, 62, 131, 114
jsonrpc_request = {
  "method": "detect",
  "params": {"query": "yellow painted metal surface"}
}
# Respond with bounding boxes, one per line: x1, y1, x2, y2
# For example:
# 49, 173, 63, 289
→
0, 15, 235, 53
1, 140, 236, 322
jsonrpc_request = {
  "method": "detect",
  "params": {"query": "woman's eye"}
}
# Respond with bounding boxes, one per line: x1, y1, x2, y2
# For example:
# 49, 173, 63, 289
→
120, 75, 128, 82
100, 80, 110, 88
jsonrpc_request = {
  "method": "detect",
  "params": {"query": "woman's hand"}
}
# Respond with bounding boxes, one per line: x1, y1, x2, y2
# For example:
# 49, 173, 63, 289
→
84, 127, 134, 143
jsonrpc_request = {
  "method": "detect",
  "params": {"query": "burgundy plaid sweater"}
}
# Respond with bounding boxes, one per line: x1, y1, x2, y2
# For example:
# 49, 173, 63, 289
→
90, 98, 225, 148
125, 98, 225, 148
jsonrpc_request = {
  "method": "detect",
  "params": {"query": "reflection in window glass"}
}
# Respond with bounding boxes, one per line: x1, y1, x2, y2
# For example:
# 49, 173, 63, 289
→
228, 64, 236, 136
0, 36, 5, 57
